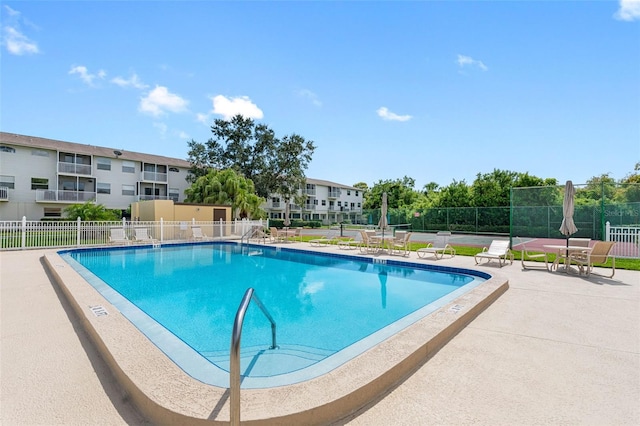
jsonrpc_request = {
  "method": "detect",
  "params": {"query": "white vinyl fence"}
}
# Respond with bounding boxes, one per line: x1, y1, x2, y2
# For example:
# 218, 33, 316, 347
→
605, 221, 640, 258
0, 217, 268, 250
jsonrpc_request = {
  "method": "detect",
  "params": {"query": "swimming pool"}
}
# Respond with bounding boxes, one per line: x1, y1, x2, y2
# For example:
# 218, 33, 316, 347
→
60, 242, 489, 388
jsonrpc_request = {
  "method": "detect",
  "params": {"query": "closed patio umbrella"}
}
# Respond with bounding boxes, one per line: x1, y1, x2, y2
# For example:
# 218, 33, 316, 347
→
559, 180, 578, 239
378, 192, 388, 236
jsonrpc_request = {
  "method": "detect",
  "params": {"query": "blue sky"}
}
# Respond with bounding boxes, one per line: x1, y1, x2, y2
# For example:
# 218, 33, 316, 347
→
2, 1, 639, 191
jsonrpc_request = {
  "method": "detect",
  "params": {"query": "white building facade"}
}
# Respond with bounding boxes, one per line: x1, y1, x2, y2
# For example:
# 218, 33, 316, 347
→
264, 178, 364, 225
0, 132, 192, 220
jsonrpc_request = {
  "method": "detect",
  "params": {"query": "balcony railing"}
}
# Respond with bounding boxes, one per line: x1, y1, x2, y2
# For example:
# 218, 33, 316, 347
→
305, 188, 316, 196
0, 186, 8, 201
328, 191, 341, 198
303, 204, 316, 210
58, 162, 92, 176
141, 171, 168, 182
270, 202, 282, 209
137, 195, 169, 201
35, 190, 96, 203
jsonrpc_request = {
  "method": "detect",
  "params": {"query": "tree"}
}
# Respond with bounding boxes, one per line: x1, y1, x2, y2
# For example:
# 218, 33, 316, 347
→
432, 180, 471, 208
184, 168, 265, 219
64, 202, 120, 221
363, 177, 417, 210
187, 115, 315, 199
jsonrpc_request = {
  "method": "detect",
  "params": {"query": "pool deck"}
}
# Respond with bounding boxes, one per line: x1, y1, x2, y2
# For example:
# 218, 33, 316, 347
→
1, 244, 639, 425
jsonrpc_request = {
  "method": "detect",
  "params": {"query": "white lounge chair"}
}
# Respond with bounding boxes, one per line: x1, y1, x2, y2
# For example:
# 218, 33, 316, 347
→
109, 227, 130, 245
417, 231, 455, 260
568, 241, 616, 278
134, 227, 159, 245
309, 231, 339, 247
191, 226, 211, 241
474, 240, 513, 267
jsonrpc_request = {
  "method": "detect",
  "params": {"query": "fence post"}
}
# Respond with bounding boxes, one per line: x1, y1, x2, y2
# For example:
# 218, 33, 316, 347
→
160, 217, 164, 242
77, 217, 81, 247
219, 219, 224, 238
605, 221, 611, 242
21, 216, 26, 249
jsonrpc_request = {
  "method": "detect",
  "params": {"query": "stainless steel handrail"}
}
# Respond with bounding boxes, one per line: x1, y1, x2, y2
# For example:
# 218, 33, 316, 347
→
230, 288, 277, 426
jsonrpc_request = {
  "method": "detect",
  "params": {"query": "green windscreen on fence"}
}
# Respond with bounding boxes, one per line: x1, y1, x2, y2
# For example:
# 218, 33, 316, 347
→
511, 182, 640, 240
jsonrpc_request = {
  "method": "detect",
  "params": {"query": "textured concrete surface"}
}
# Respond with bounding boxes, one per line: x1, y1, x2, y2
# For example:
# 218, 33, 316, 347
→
1, 245, 639, 425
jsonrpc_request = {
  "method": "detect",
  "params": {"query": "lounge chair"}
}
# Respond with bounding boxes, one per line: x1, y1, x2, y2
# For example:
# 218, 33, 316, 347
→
567, 241, 616, 278
191, 226, 210, 241
109, 227, 130, 245
134, 227, 159, 245
516, 237, 549, 270
417, 231, 455, 260
389, 231, 412, 256
309, 231, 339, 247
474, 240, 513, 267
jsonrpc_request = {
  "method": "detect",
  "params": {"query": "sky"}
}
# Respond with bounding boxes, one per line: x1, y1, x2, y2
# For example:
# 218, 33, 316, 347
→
2, 0, 639, 191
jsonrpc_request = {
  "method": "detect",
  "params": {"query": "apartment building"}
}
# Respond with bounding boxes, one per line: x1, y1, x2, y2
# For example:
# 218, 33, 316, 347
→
0, 132, 191, 220
264, 178, 364, 225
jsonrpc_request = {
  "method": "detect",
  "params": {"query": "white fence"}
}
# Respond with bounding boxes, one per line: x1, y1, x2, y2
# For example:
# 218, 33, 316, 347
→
0, 217, 268, 250
605, 221, 640, 258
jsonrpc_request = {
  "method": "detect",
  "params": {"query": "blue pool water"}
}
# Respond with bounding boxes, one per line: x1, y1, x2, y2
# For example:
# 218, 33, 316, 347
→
61, 242, 488, 388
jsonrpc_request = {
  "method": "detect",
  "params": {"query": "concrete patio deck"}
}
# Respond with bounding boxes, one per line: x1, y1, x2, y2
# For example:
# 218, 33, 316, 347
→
1, 246, 638, 425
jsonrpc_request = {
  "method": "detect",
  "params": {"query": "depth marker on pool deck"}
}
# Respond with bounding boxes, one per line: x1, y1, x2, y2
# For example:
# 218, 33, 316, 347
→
89, 305, 109, 316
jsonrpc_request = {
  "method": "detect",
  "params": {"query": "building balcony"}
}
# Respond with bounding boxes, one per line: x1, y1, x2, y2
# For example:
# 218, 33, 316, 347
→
0, 186, 9, 201
58, 162, 92, 176
305, 188, 316, 196
36, 189, 96, 203
328, 191, 341, 198
140, 171, 168, 182
270, 202, 283, 210
303, 204, 316, 211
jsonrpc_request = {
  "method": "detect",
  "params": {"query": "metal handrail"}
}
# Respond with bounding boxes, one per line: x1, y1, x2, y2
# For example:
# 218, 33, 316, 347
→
230, 288, 277, 426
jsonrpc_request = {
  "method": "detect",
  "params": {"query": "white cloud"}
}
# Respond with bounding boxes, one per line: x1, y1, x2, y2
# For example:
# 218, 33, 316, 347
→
212, 95, 264, 120
2, 6, 39, 55
68, 65, 107, 86
153, 122, 167, 136
376, 107, 412, 122
297, 89, 322, 107
111, 73, 148, 89
614, 0, 640, 21
139, 85, 188, 116
196, 112, 209, 124
457, 54, 488, 71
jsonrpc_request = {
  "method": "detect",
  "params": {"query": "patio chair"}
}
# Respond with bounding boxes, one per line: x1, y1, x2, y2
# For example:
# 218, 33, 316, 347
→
474, 239, 513, 267
417, 231, 455, 260
134, 227, 159, 245
269, 227, 285, 243
554, 237, 591, 270
567, 241, 616, 278
516, 237, 549, 270
389, 231, 412, 256
109, 227, 130, 245
359, 230, 382, 253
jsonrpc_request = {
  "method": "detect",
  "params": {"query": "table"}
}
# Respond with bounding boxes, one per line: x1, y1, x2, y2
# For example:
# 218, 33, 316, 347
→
543, 245, 593, 273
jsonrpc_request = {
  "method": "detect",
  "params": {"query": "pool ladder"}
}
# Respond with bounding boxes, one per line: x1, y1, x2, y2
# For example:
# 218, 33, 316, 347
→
230, 288, 277, 426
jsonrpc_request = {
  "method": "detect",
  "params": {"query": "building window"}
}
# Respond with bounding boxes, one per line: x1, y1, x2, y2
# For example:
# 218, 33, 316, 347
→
347, 190, 351, 196
0, 175, 15, 189
358, 202, 361, 208
31, 149, 49, 157
356, 191, 359, 197
169, 188, 179, 202
351, 203, 355, 209
122, 184, 135, 196
0, 146, 16, 153
31, 178, 49, 190
169, 167, 180, 173
337, 201, 342, 207
321, 200, 326, 206
122, 161, 135, 173
97, 158, 111, 171
97, 183, 111, 194
43, 208, 62, 218
313, 199, 318, 205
